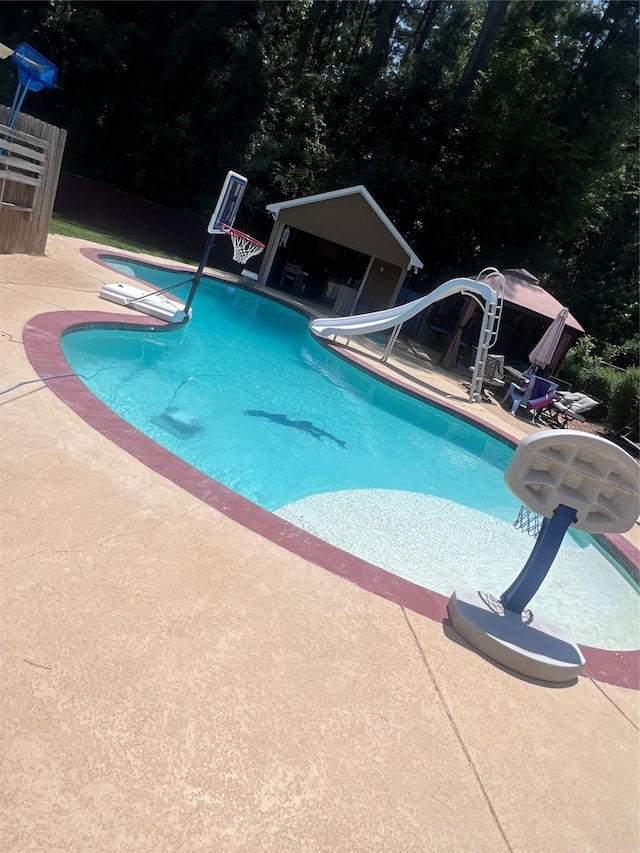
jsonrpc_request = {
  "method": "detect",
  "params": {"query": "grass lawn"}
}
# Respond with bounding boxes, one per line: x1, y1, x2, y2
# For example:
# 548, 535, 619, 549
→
49, 215, 190, 262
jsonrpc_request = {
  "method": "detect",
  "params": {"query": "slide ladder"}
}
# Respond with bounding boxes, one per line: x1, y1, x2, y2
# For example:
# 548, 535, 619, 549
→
468, 268, 505, 402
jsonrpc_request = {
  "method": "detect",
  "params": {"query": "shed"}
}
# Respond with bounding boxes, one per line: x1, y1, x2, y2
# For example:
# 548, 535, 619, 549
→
258, 186, 423, 314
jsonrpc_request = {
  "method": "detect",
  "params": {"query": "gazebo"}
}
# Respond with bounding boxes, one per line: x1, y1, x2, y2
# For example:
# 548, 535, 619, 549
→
404, 268, 584, 376
257, 186, 423, 315
488, 269, 583, 374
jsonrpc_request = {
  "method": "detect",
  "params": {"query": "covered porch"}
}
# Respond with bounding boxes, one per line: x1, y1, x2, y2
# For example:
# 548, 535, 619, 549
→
257, 185, 423, 315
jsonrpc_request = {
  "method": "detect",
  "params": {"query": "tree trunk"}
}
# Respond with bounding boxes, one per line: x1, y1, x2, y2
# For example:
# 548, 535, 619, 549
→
564, 0, 614, 99
348, 0, 370, 67
359, 0, 404, 91
292, 0, 324, 80
456, 0, 509, 105
312, 1, 344, 72
413, 0, 441, 55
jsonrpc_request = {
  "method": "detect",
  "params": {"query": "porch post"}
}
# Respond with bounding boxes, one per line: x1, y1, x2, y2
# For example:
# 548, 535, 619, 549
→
387, 268, 407, 309
351, 256, 374, 314
258, 221, 285, 284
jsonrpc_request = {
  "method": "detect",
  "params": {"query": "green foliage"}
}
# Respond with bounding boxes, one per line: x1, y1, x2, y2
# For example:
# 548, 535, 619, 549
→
551, 153, 639, 345
558, 335, 628, 418
558, 335, 599, 386
603, 335, 640, 370
2, 0, 637, 350
1, 1, 267, 217
606, 367, 640, 433
577, 365, 624, 419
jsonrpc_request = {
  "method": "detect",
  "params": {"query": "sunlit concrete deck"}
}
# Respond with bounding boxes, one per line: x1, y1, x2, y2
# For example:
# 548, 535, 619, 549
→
1, 235, 638, 852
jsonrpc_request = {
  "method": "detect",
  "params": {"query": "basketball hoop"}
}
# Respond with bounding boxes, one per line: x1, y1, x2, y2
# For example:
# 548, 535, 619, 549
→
513, 503, 543, 537
221, 224, 265, 266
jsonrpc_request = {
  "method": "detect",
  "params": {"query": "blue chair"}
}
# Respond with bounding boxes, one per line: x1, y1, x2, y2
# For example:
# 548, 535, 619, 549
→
502, 373, 558, 422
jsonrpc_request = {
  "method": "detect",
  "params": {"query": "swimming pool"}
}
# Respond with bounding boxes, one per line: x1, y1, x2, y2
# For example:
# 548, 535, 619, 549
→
59, 255, 638, 653
57, 253, 638, 649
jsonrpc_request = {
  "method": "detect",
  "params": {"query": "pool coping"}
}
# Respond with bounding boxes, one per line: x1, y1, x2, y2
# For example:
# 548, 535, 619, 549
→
22, 252, 640, 690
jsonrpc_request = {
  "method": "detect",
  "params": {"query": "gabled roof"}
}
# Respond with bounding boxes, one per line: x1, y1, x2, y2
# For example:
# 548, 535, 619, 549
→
266, 185, 423, 270
502, 269, 584, 332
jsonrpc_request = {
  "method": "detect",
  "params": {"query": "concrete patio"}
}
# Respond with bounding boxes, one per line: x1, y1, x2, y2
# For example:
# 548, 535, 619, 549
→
1, 235, 638, 852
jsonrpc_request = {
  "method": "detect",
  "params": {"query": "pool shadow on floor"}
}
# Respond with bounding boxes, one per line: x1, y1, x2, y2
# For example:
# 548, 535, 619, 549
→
442, 618, 579, 689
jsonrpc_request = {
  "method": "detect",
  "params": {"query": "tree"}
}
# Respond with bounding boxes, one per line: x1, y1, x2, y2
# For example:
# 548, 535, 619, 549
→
455, 0, 510, 105
358, 0, 404, 90
2, 0, 636, 347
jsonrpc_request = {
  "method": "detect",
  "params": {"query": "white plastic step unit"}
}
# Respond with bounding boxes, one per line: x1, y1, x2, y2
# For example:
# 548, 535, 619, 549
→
99, 282, 188, 323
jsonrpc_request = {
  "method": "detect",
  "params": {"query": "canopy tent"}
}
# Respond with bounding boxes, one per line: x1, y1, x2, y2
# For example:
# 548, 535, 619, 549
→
498, 269, 583, 375
501, 269, 583, 332
430, 269, 583, 377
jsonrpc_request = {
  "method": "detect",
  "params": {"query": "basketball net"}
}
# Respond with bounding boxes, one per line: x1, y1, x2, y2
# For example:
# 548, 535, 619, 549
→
221, 224, 265, 266
513, 504, 543, 537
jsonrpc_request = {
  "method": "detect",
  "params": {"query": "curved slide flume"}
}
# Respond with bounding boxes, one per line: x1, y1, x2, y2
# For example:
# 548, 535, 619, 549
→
309, 277, 497, 339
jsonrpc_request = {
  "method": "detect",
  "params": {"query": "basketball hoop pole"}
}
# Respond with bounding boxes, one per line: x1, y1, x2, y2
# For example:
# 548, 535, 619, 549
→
183, 170, 248, 318
184, 232, 216, 316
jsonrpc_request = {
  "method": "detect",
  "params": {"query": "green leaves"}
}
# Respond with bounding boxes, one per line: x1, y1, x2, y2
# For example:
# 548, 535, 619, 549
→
5, 0, 636, 348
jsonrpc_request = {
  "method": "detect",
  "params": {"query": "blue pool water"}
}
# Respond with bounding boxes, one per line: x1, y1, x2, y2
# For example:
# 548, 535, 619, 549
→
61, 257, 639, 650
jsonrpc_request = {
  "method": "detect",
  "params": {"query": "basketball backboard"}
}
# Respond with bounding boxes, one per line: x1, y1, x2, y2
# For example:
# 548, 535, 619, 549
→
207, 171, 248, 234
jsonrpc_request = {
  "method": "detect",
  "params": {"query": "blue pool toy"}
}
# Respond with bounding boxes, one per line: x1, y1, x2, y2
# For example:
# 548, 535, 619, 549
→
448, 431, 639, 683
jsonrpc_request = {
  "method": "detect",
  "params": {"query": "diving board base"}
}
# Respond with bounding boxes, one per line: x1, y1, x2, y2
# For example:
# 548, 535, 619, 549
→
447, 588, 585, 683
99, 283, 188, 324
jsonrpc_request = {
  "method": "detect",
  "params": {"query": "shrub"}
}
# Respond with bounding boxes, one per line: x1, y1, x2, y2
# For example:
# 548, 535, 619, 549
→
602, 335, 640, 371
606, 368, 640, 434
559, 338, 622, 418
578, 365, 625, 419
559, 335, 599, 387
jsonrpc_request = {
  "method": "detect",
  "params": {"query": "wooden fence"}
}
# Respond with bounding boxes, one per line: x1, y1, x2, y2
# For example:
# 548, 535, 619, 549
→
0, 105, 66, 254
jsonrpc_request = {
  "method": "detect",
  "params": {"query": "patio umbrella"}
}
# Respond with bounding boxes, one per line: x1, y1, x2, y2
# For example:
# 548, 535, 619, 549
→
529, 307, 569, 371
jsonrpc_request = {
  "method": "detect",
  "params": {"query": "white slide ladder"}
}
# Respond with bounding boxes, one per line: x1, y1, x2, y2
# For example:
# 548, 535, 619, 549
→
468, 268, 505, 402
